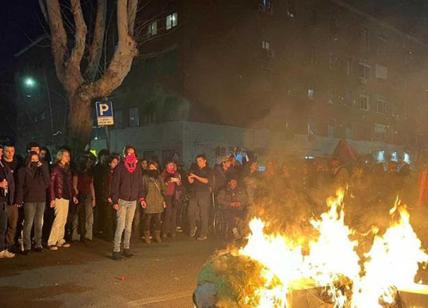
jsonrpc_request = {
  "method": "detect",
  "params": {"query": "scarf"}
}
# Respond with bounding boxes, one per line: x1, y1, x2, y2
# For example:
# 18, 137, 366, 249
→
124, 154, 138, 173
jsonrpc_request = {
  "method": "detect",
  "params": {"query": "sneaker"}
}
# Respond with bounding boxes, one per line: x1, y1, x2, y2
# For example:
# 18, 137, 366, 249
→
176, 226, 183, 233
58, 243, 71, 248
49, 245, 58, 251
197, 235, 208, 241
3, 250, 15, 258
112, 251, 122, 261
190, 227, 198, 238
123, 249, 133, 258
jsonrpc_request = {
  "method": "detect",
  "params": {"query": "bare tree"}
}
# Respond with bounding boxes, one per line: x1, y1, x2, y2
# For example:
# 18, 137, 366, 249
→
39, 0, 139, 149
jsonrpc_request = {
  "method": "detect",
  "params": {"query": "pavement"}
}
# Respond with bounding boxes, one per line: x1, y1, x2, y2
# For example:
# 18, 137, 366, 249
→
0, 235, 225, 308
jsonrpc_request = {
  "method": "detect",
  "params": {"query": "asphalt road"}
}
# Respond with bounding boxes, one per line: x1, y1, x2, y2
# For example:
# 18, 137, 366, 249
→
0, 235, 224, 308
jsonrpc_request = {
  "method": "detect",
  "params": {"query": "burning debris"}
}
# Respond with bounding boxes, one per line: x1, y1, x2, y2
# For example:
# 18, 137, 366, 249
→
195, 189, 428, 307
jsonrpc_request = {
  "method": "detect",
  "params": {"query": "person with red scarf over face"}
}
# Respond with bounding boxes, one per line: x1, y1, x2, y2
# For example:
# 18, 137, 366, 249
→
110, 146, 146, 260
161, 162, 181, 239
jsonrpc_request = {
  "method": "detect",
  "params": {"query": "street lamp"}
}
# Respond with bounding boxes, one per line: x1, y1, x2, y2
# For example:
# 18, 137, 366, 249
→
22, 74, 54, 141
24, 77, 36, 88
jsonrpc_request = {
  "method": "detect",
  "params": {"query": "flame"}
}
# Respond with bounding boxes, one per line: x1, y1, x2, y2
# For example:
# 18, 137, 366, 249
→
238, 191, 428, 307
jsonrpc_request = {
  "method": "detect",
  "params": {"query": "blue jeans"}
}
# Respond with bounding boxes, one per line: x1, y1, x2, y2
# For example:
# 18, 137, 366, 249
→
0, 202, 7, 251
24, 202, 46, 250
113, 199, 136, 252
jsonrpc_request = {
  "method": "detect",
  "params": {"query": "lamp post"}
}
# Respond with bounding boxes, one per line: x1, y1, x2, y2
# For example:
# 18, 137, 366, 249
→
23, 70, 54, 141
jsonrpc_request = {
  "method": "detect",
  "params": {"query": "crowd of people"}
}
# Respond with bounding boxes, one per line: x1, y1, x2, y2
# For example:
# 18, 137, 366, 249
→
0, 142, 255, 260
0, 140, 420, 261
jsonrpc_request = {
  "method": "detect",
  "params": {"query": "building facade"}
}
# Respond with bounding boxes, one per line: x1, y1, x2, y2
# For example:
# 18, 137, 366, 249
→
14, 0, 428, 162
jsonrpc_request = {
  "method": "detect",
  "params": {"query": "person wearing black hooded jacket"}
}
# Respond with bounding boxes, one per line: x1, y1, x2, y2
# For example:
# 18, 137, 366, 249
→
15, 152, 50, 253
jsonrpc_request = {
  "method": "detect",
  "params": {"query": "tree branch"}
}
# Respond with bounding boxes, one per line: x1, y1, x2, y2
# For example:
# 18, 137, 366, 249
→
38, 0, 48, 22
65, 0, 87, 94
82, 0, 138, 99
127, 0, 138, 35
45, 0, 68, 86
85, 0, 107, 81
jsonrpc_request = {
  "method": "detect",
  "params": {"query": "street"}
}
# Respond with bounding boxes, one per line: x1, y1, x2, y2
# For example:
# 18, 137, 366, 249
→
0, 235, 224, 308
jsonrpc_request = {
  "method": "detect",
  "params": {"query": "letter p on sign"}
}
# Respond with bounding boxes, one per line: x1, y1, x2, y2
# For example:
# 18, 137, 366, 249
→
96, 100, 114, 126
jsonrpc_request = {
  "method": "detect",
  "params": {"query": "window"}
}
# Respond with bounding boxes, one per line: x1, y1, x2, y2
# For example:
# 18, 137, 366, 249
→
329, 14, 338, 35
148, 21, 157, 36
307, 88, 315, 100
346, 58, 353, 76
260, 0, 272, 12
129, 107, 140, 127
345, 125, 353, 139
361, 27, 369, 49
359, 95, 369, 111
375, 64, 388, 80
376, 34, 387, 56
374, 123, 388, 141
286, 0, 296, 18
262, 40, 271, 50
358, 63, 370, 82
166, 12, 178, 30
329, 54, 339, 70
376, 98, 388, 114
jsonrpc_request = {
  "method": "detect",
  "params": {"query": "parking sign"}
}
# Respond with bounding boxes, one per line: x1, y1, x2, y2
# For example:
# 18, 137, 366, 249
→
95, 100, 114, 126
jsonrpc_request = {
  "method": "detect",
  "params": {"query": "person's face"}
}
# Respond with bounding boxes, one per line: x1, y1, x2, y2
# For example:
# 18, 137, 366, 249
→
196, 157, 207, 169
166, 162, 176, 173
126, 148, 135, 157
148, 163, 157, 171
141, 160, 148, 169
110, 158, 119, 170
222, 160, 231, 170
61, 151, 71, 165
229, 179, 238, 190
4, 146, 15, 161
31, 154, 39, 163
30, 146, 41, 155
100, 154, 109, 165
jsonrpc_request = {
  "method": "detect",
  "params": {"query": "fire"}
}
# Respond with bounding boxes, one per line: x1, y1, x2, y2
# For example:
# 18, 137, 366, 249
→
239, 191, 428, 307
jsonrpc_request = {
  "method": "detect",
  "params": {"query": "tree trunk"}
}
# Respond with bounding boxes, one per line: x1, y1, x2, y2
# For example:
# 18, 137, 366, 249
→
68, 95, 92, 152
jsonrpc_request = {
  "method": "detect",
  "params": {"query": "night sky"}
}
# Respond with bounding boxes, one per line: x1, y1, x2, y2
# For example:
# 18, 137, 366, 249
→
0, 0, 45, 72
0, 1, 428, 72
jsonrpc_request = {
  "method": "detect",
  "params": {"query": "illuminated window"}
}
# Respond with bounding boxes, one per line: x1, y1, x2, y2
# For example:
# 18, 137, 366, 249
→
166, 12, 178, 30
262, 40, 271, 50
148, 21, 157, 36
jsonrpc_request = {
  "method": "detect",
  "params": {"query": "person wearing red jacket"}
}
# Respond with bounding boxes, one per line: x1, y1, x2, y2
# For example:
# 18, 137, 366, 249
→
47, 149, 78, 251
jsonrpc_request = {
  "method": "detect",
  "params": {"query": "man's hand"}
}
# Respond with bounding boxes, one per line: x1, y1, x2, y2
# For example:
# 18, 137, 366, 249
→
107, 197, 112, 204
113, 203, 120, 211
73, 197, 79, 204
188, 175, 195, 184
0, 179, 8, 189
50, 200, 55, 208
140, 200, 147, 209
92, 199, 96, 208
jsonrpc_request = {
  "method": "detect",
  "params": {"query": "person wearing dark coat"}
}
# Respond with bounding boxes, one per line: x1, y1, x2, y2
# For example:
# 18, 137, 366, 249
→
110, 146, 146, 260
15, 152, 50, 253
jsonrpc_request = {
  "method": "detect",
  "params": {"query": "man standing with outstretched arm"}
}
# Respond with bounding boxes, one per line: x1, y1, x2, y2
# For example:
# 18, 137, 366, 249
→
110, 145, 146, 260
188, 154, 212, 241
